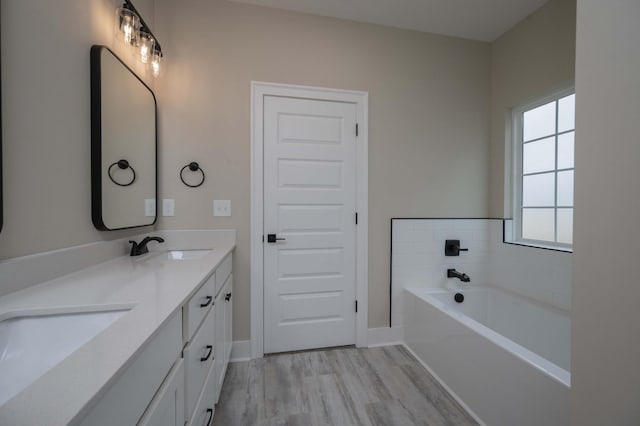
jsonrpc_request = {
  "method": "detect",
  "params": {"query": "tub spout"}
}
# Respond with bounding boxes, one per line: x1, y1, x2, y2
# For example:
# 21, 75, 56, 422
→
447, 268, 470, 282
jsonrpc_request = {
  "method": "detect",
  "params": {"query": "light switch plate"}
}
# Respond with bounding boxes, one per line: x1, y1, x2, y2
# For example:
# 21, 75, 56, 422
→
162, 199, 175, 217
213, 200, 231, 217
144, 199, 156, 217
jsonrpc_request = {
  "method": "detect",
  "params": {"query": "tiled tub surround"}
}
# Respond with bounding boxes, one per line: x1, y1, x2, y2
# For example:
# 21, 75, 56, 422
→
404, 287, 570, 426
391, 219, 491, 328
391, 218, 572, 327
0, 230, 235, 425
490, 220, 572, 311
392, 218, 571, 426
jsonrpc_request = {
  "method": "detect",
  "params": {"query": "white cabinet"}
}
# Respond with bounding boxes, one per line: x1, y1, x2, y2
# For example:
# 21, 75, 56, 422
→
183, 272, 215, 343
214, 273, 233, 402
187, 362, 217, 426
184, 304, 216, 418
78, 312, 182, 426
224, 275, 233, 369
137, 359, 185, 426
77, 251, 233, 426
186, 252, 233, 421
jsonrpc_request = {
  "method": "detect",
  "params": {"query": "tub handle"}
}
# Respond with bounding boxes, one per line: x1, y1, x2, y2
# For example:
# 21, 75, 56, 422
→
445, 240, 468, 256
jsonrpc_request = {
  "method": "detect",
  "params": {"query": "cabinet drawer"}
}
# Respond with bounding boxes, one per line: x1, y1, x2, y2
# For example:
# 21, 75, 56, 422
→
214, 253, 232, 296
78, 312, 182, 426
187, 364, 216, 426
183, 272, 215, 342
184, 306, 216, 419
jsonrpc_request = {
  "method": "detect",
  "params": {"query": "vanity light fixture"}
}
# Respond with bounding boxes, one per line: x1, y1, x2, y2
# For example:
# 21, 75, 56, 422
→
116, 0, 164, 77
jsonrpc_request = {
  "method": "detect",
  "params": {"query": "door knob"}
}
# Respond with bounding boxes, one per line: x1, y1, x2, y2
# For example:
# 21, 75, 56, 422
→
267, 234, 286, 243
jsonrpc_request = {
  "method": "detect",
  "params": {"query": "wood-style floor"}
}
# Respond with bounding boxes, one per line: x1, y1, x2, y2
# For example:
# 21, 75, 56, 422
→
213, 345, 478, 426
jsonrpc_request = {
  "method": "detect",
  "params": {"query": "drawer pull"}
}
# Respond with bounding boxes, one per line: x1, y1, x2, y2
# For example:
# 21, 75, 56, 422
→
225, 292, 232, 302
200, 296, 213, 308
201, 345, 213, 362
205, 408, 214, 426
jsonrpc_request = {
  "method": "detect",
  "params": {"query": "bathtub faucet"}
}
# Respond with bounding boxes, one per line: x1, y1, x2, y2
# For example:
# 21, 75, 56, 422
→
447, 268, 470, 283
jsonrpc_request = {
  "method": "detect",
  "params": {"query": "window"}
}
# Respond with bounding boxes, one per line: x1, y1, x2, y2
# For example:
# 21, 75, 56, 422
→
513, 89, 575, 249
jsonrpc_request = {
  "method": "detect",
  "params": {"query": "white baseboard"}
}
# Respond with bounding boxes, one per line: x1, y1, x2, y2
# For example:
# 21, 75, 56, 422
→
234, 329, 403, 361
367, 326, 404, 347
230, 340, 251, 362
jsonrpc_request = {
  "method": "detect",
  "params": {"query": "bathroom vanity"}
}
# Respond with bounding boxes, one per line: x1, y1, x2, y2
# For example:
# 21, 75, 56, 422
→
0, 231, 235, 426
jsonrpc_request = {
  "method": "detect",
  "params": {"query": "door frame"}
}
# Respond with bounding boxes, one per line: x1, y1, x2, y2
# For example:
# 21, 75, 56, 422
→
250, 81, 369, 358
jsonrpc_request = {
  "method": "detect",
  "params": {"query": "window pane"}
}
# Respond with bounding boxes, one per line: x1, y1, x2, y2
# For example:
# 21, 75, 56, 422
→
557, 208, 573, 244
522, 208, 555, 241
523, 172, 555, 206
558, 132, 575, 169
558, 94, 575, 132
557, 170, 574, 206
523, 136, 555, 174
523, 101, 556, 142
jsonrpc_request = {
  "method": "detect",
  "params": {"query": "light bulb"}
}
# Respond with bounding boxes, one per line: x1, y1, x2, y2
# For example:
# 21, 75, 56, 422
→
141, 44, 150, 63
151, 47, 163, 77
140, 32, 154, 64
151, 59, 160, 77
116, 7, 140, 46
123, 18, 133, 44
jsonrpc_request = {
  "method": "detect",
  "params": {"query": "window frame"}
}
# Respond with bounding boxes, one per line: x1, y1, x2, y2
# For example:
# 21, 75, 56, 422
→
511, 86, 575, 251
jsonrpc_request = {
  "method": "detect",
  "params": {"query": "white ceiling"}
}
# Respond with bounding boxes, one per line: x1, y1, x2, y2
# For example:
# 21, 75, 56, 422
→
225, 0, 550, 42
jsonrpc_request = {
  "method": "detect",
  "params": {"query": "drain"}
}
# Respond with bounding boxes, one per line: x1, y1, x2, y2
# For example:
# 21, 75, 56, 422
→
454, 293, 464, 303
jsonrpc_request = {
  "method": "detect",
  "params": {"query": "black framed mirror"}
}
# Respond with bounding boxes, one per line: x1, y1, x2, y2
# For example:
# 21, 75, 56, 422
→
1, 12, 4, 233
90, 45, 157, 231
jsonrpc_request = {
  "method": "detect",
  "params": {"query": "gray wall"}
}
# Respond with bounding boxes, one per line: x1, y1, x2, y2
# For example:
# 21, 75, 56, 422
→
0, 0, 157, 261
153, 0, 491, 339
489, 0, 576, 217
572, 0, 640, 424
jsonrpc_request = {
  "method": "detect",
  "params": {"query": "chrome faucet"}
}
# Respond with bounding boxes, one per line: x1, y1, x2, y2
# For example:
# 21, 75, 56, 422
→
129, 236, 165, 256
447, 268, 470, 283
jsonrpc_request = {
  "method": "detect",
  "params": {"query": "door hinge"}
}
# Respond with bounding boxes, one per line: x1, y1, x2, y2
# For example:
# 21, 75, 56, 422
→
262, 235, 264, 243
355, 300, 358, 313
355, 212, 358, 225
356, 123, 359, 137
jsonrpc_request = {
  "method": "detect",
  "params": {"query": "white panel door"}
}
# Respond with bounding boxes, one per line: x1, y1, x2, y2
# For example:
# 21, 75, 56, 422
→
264, 95, 357, 354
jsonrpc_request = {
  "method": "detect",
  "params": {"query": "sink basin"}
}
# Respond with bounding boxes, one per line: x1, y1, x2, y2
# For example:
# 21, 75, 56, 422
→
0, 308, 129, 406
164, 250, 211, 260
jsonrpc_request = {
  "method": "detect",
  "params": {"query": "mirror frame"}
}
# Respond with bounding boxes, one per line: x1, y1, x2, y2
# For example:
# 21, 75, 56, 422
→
90, 45, 158, 231
1, 14, 3, 233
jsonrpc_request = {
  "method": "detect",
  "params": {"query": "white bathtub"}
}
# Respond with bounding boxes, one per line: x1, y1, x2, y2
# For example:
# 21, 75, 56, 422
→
404, 286, 570, 426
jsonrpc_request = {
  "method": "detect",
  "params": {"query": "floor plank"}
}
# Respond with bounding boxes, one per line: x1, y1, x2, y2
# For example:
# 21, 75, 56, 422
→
213, 345, 478, 426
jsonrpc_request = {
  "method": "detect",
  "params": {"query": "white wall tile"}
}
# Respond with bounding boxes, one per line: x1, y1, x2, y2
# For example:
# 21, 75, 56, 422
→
391, 218, 572, 326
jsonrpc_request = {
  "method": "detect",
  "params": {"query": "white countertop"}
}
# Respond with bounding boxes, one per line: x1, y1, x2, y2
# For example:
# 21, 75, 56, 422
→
0, 233, 234, 426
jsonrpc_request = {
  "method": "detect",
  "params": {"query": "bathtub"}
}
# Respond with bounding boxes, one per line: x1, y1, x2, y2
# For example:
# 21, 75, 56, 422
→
404, 286, 570, 426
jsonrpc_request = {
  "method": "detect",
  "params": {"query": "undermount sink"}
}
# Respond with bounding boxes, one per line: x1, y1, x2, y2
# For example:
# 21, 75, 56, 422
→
164, 250, 212, 260
0, 308, 129, 407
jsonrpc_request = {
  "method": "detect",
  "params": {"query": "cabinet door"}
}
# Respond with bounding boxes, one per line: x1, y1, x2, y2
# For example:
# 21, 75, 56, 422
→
224, 274, 233, 367
214, 288, 226, 403
78, 312, 182, 426
137, 359, 185, 426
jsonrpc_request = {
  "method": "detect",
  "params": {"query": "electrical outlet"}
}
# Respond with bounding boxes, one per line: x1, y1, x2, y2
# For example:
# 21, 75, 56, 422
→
144, 199, 156, 217
213, 200, 231, 217
162, 199, 175, 217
